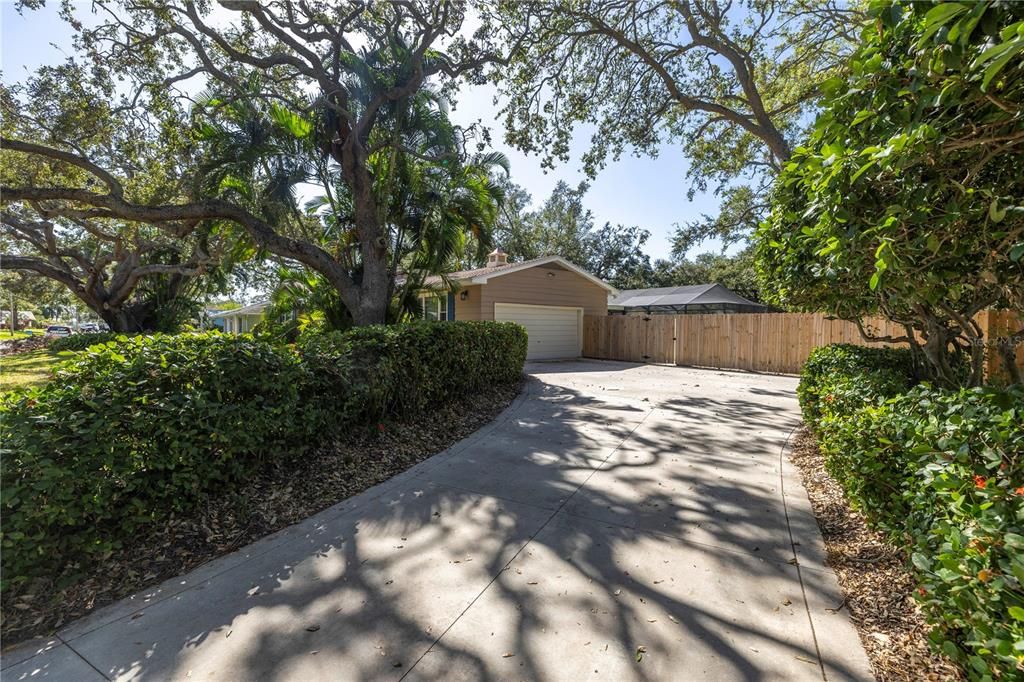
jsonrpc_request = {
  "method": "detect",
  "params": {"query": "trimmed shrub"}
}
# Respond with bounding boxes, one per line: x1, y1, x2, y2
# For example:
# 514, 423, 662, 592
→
909, 387, 1024, 676
816, 384, 1024, 677
0, 333, 312, 586
48, 332, 128, 353
1, 322, 527, 590
297, 320, 528, 426
798, 343, 916, 426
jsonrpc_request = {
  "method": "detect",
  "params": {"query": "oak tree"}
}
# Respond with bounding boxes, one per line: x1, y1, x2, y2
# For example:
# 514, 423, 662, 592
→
481, 0, 863, 250
2, 1, 507, 326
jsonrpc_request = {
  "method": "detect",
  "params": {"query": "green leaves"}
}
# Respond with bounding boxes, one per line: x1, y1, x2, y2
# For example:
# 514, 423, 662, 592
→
269, 104, 312, 139
919, 3, 969, 45
756, 1, 1024, 387
807, 374, 1024, 678
1, 323, 528, 594
1, 333, 311, 588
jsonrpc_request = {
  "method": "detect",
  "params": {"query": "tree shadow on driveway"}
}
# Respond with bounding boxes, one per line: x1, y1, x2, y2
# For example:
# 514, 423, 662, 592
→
41, 365, 865, 682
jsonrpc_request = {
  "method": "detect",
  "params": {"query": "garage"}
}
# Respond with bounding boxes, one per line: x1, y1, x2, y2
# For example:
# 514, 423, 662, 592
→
495, 303, 582, 360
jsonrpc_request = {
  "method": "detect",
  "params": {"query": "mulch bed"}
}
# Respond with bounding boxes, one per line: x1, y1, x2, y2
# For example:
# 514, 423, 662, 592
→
788, 428, 964, 681
2, 380, 523, 647
0, 336, 48, 355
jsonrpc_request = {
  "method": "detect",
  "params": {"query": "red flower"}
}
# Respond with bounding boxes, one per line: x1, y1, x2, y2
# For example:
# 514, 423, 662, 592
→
377, 423, 386, 432
823, 394, 834, 403
973, 475, 987, 489
917, 587, 927, 597
1015, 486, 1024, 496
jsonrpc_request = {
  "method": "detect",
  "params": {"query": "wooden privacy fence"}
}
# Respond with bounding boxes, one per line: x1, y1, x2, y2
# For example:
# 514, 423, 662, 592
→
583, 311, 1023, 378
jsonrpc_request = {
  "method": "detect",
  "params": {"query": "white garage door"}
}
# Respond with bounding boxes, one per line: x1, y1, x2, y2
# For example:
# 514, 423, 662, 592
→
494, 303, 582, 360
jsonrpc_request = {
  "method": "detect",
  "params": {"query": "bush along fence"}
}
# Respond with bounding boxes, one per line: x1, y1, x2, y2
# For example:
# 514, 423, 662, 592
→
0, 322, 527, 593
799, 344, 1024, 679
583, 310, 1022, 382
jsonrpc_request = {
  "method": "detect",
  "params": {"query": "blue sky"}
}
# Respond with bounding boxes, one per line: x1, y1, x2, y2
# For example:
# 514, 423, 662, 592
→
1, 2, 730, 262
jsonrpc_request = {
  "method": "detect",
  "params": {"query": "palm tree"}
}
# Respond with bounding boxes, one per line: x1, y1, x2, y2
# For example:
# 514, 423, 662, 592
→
193, 50, 509, 329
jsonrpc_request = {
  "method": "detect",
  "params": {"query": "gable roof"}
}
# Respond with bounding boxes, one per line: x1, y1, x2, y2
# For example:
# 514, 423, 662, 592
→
208, 301, 268, 318
609, 283, 765, 310
423, 256, 616, 293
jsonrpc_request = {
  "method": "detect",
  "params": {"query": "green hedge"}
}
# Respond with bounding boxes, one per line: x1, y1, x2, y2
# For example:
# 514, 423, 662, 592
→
0, 322, 527, 590
297, 320, 528, 424
820, 386, 1024, 677
797, 343, 916, 426
0, 334, 313, 585
801, 344, 1024, 678
48, 332, 127, 352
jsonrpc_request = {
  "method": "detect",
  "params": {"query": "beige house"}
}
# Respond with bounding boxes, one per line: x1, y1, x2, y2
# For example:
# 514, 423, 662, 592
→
421, 250, 615, 360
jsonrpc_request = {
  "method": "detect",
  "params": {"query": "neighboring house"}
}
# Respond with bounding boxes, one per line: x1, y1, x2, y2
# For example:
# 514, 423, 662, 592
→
204, 313, 227, 332
420, 249, 615, 360
209, 301, 268, 334
609, 283, 768, 315
1, 311, 37, 329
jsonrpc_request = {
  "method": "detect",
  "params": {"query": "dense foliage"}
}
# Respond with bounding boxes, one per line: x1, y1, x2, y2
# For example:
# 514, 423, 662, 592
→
797, 343, 916, 426
642, 248, 764, 302
0, 59, 232, 333
48, 332, 130, 353
482, 0, 862, 248
800, 344, 1024, 678
0, 323, 526, 590
2, 2, 510, 328
298, 321, 527, 423
758, 2, 1024, 387
1, 334, 312, 586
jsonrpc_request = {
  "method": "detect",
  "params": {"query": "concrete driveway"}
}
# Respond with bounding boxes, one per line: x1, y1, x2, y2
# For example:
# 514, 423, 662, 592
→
5, 360, 872, 681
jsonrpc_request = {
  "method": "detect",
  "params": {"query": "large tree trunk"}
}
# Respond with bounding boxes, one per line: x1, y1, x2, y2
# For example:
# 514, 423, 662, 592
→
916, 318, 984, 389
339, 130, 392, 327
98, 307, 135, 333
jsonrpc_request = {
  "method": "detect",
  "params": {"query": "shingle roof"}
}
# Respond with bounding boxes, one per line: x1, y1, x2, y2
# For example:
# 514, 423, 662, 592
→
609, 283, 765, 310
208, 301, 268, 318
420, 256, 557, 287
419, 256, 615, 292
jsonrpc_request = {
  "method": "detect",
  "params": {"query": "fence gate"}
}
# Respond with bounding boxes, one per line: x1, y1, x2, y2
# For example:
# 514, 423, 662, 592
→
582, 311, 1022, 380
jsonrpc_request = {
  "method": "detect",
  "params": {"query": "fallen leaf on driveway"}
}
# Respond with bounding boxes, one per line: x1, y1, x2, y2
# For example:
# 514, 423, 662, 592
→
502, 652, 515, 658
306, 624, 321, 632
635, 646, 647, 662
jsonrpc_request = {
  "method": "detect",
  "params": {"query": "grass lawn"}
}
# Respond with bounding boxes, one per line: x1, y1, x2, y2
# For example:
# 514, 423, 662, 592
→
0, 330, 36, 340
0, 349, 62, 391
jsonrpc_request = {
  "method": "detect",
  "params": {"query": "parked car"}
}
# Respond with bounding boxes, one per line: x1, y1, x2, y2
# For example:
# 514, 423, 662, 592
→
79, 323, 100, 333
45, 325, 73, 338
